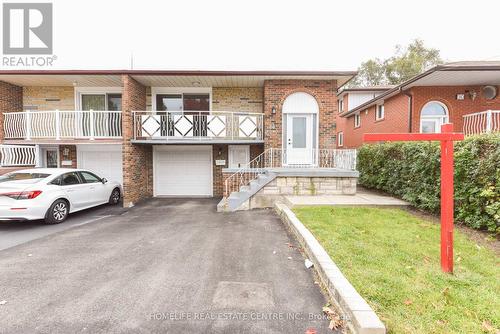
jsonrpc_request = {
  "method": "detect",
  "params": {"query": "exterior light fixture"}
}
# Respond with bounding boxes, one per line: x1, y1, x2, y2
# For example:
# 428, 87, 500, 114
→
271, 106, 276, 114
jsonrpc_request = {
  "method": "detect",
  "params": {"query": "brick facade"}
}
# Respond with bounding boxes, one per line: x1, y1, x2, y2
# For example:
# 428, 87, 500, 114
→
0, 81, 23, 141
263, 80, 338, 150
122, 75, 153, 207
23, 86, 75, 111
410, 86, 500, 132
341, 93, 409, 148
58, 145, 77, 168
340, 85, 500, 148
212, 87, 263, 113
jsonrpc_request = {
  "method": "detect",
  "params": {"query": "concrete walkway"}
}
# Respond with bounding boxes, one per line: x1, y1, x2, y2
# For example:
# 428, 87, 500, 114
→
284, 188, 409, 208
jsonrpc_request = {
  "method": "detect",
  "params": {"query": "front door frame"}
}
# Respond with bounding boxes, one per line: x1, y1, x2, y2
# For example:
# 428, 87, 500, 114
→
284, 113, 315, 165
40, 146, 59, 168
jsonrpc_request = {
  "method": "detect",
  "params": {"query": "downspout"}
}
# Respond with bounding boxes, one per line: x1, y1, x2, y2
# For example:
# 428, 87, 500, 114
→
403, 89, 413, 133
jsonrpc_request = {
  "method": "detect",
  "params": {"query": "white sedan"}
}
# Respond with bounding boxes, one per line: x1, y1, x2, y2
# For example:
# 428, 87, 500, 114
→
0, 168, 122, 224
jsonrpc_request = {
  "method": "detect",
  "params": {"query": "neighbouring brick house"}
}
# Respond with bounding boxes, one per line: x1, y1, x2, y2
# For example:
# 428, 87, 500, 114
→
0, 69, 359, 210
336, 61, 500, 148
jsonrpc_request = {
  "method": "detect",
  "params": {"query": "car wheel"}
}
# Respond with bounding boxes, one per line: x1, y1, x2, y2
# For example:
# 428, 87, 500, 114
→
44, 199, 69, 224
109, 188, 121, 205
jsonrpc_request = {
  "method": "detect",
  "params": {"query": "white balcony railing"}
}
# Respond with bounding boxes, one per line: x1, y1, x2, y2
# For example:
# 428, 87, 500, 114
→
3, 110, 122, 140
133, 111, 264, 141
0, 144, 38, 167
463, 110, 500, 135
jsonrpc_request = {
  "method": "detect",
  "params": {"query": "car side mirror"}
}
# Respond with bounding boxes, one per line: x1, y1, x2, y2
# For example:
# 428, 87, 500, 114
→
101, 178, 108, 184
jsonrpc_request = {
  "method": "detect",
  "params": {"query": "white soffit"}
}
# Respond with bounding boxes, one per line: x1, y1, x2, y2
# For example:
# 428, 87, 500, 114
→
131, 75, 352, 88
408, 70, 500, 87
0, 75, 123, 87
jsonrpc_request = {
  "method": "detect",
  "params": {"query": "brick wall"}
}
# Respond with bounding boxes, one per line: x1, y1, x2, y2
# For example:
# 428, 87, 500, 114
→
341, 93, 409, 148
0, 81, 23, 141
212, 88, 263, 113
122, 75, 153, 207
23, 86, 74, 111
410, 86, 500, 132
59, 145, 77, 168
263, 80, 337, 150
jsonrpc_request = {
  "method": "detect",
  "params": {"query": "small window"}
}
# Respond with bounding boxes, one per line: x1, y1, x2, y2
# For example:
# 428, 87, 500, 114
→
420, 101, 449, 133
79, 171, 101, 183
228, 145, 250, 169
337, 132, 344, 147
61, 172, 81, 186
338, 99, 344, 113
354, 113, 361, 128
376, 104, 385, 120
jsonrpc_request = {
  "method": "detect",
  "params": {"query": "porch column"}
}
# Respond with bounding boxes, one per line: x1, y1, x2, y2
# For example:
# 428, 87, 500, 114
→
0, 81, 23, 142
122, 75, 152, 207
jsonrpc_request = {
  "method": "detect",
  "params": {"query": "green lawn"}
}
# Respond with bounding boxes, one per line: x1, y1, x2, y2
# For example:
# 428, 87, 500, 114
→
293, 207, 499, 334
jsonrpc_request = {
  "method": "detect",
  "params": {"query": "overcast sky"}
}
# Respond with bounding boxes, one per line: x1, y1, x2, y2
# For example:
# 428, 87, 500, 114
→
5, 0, 500, 71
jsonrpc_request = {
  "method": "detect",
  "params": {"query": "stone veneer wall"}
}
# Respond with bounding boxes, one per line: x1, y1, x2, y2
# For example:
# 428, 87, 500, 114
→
23, 86, 75, 111
249, 176, 357, 209
212, 87, 263, 113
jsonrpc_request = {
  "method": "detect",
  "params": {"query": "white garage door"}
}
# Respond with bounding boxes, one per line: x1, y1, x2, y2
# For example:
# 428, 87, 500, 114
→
154, 146, 212, 196
77, 145, 123, 184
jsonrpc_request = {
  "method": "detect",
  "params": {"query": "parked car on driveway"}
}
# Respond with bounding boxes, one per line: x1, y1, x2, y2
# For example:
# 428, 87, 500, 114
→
0, 168, 122, 224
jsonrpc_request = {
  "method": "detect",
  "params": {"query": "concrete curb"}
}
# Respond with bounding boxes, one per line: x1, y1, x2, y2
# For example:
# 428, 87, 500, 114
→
274, 202, 386, 334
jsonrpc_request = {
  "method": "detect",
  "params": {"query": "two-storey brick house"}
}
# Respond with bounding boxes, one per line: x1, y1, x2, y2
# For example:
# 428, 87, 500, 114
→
0, 70, 359, 210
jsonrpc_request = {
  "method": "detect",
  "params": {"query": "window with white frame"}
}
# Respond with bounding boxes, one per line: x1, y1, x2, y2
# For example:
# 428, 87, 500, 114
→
376, 104, 385, 120
337, 132, 344, 147
420, 101, 449, 133
338, 99, 343, 113
354, 113, 361, 128
228, 145, 250, 169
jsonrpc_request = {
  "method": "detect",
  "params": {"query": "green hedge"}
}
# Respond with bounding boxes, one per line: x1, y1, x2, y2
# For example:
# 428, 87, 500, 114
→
358, 133, 500, 233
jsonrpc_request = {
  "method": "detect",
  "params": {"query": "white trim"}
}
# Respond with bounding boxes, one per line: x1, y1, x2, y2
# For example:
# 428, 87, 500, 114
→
153, 145, 213, 197
419, 101, 449, 133
151, 87, 213, 111
228, 145, 250, 169
354, 112, 361, 128
376, 104, 385, 121
337, 132, 344, 147
74, 87, 123, 111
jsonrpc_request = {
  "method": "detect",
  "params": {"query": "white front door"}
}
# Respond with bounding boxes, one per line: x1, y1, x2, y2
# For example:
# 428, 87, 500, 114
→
285, 114, 314, 165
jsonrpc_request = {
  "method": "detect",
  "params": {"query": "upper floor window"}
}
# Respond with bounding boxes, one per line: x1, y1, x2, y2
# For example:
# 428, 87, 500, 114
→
376, 104, 385, 120
338, 99, 344, 113
81, 93, 122, 111
420, 101, 448, 133
337, 132, 344, 147
156, 93, 209, 111
354, 113, 361, 128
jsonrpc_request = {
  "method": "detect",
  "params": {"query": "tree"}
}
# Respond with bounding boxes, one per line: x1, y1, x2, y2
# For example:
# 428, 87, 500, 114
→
350, 39, 443, 87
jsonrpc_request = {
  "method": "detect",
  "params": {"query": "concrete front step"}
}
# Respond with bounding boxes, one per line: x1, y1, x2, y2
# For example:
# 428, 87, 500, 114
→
217, 171, 277, 212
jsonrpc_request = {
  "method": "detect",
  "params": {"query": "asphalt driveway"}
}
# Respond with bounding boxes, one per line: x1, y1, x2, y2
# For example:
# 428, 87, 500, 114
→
0, 198, 332, 333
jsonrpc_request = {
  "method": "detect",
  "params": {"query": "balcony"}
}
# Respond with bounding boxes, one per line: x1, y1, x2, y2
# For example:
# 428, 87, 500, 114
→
3, 110, 122, 141
463, 110, 500, 135
132, 111, 264, 143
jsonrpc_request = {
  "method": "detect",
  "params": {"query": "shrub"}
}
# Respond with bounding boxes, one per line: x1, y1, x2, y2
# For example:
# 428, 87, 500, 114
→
358, 133, 500, 233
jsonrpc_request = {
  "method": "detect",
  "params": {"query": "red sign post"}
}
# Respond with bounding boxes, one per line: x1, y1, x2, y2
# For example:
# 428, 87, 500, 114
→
363, 123, 464, 273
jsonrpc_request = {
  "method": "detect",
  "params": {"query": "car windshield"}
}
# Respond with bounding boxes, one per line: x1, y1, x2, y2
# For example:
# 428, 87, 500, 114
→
0, 172, 51, 183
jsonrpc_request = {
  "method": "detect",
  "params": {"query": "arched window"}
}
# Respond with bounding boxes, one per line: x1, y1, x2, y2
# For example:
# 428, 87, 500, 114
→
420, 101, 449, 133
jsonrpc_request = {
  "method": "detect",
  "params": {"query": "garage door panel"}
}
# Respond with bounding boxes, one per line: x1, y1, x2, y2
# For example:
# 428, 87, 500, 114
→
154, 146, 212, 196
78, 145, 123, 185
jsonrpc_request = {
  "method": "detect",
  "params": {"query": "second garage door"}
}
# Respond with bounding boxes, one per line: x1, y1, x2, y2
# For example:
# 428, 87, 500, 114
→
154, 146, 213, 197
77, 144, 123, 185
